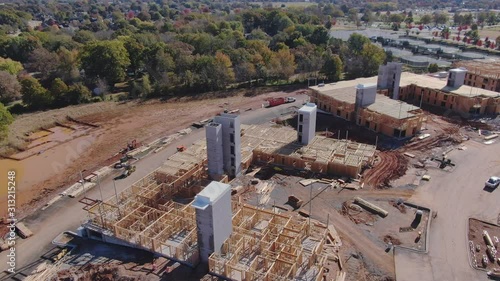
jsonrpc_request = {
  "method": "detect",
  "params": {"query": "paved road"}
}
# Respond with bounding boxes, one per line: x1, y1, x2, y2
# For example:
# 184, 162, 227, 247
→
0, 96, 307, 278
395, 140, 500, 281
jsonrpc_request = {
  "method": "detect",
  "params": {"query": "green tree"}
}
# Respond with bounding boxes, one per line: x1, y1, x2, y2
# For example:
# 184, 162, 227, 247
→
0, 57, 23, 75
348, 8, 360, 27
453, 13, 464, 26
308, 26, 329, 45
79, 40, 131, 86
420, 14, 432, 25
49, 78, 68, 106
361, 10, 375, 26
347, 33, 370, 54
0, 34, 42, 62
0, 71, 21, 103
359, 43, 386, 77
0, 102, 13, 141
464, 14, 473, 25
20, 77, 52, 110
487, 12, 498, 25
389, 13, 404, 23
428, 63, 439, 73
433, 13, 448, 25
321, 54, 343, 81
72, 30, 95, 44
477, 12, 487, 24
63, 83, 91, 105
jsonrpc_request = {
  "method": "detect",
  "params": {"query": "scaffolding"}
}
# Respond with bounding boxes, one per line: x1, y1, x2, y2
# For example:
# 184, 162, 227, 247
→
241, 124, 376, 178
209, 204, 333, 281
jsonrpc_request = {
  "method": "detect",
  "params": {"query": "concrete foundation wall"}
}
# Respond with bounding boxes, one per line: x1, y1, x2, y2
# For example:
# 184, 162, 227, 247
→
206, 123, 224, 177
378, 62, 402, 99
297, 103, 317, 145
214, 114, 241, 177
194, 182, 232, 263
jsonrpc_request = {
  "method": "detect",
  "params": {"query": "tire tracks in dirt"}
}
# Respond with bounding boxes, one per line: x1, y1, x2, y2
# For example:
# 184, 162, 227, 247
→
363, 151, 408, 189
329, 208, 396, 276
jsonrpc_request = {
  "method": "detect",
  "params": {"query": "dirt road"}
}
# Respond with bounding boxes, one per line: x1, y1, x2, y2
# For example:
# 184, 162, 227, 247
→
363, 151, 409, 189
395, 140, 500, 281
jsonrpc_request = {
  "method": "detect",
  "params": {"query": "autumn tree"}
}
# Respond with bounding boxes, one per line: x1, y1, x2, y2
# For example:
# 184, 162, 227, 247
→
27, 47, 60, 82
268, 48, 296, 81
0, 71, 21, 103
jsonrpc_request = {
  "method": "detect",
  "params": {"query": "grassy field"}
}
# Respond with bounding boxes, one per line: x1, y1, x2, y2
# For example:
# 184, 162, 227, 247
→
480, 26, 500, 40
1, 101, 126, 155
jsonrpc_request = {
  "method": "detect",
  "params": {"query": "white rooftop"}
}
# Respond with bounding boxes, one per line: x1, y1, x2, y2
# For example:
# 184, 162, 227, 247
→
192, 181, 231, 210
356, 83, 377, 89
298, 103, 317, 113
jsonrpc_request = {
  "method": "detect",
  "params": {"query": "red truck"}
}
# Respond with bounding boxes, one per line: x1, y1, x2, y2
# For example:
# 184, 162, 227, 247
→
262, 97, 296, 108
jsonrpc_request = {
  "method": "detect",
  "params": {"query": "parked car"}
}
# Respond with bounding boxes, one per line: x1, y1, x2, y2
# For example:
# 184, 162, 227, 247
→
485, 176, 500, 188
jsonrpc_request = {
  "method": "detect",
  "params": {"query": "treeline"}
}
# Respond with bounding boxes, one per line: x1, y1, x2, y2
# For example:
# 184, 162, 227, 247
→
0, 1, 386, 116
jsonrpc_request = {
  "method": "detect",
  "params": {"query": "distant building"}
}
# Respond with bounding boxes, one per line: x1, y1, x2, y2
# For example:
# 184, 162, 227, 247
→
310, 81, 424, 138
453, 60, 500, 93
310, 64, 500, 133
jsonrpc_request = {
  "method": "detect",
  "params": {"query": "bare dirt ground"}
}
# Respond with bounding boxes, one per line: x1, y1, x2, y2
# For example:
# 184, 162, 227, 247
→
468, 218, 500, 271
479, 26, 500, 42
362, 114, 470, 189
0, 86, 307, 220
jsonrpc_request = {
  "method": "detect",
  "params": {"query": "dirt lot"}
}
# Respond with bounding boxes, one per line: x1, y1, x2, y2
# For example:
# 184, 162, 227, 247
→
0, 86, 307, 220
468, 218, 500, 271
479, 26, 500, 42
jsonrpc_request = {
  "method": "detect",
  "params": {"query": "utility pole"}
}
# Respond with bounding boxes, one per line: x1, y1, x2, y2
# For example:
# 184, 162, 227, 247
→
113, 180, 121, 217
80, 170, 86, 197
309, 182, 313, 234
97, 175, 105, 227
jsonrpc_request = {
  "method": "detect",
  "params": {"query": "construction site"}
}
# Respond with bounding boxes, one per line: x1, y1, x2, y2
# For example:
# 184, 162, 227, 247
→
9, 61, 500, 281
453, 60, 500, 93
310, 63, 500, 136
71, 109, 374, 281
